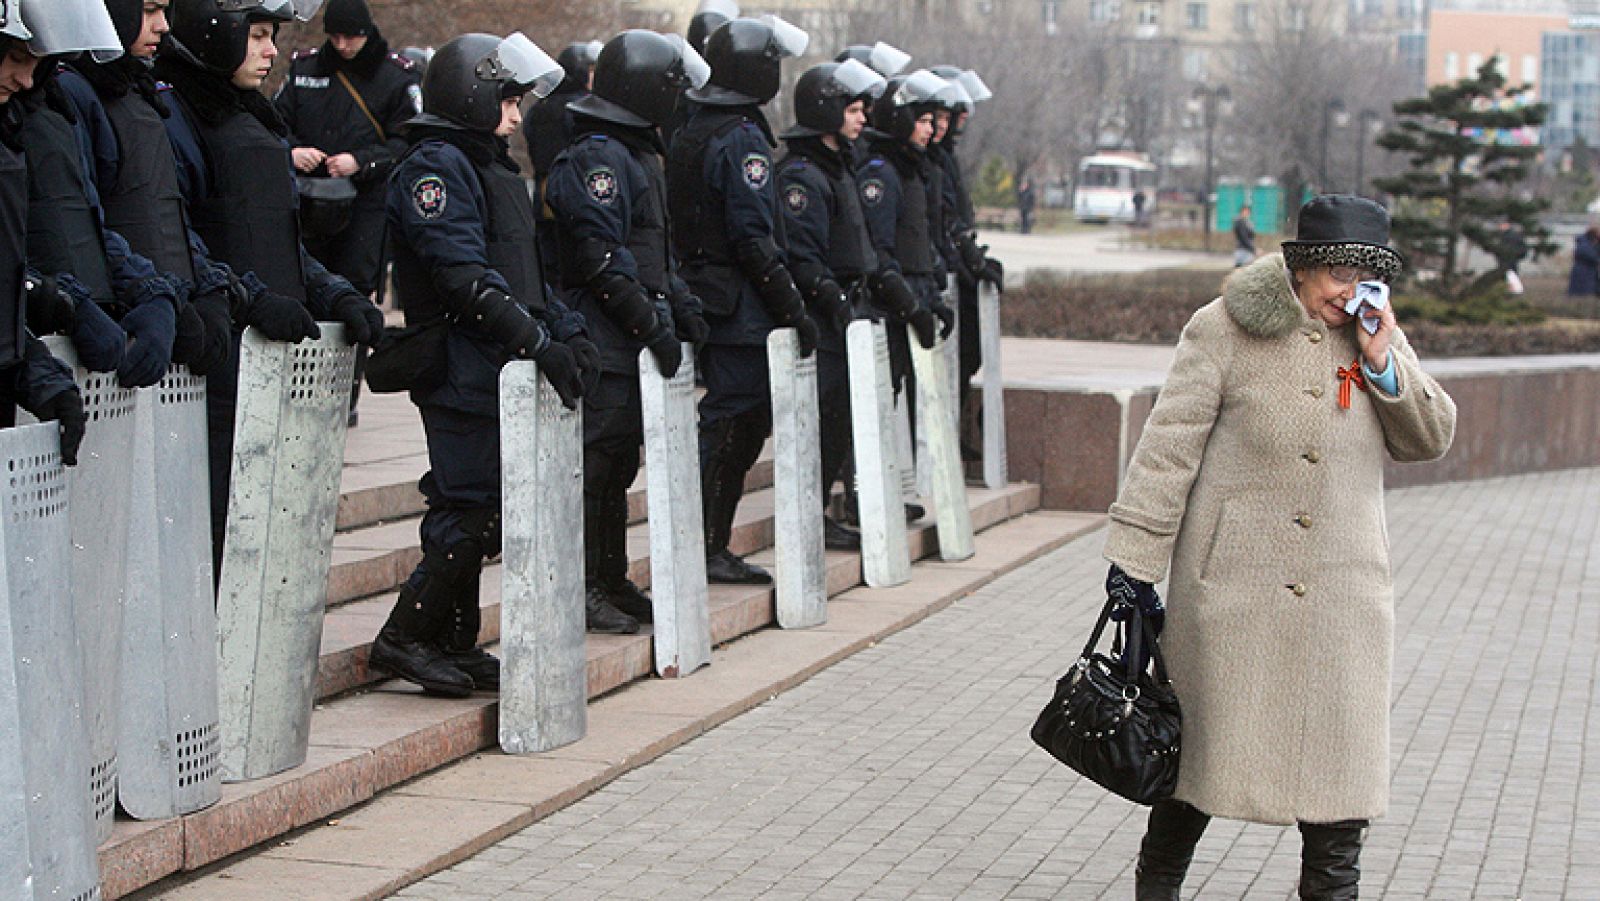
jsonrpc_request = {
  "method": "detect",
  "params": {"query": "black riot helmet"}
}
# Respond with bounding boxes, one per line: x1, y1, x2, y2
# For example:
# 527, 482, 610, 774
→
786, 59, 884, 138
835, 42, 911, 79
686, 0, 737, 54
928, 64, 992, 115
690, 14, 807, 107
569, 30, 709, 129
871, 69, 959, 143
555, 39, 602, 92
420, 32, 563, 133
165, 0, 320, 76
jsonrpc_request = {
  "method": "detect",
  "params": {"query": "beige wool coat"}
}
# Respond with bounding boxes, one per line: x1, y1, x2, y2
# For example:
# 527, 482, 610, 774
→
1103, 253, 1457, 826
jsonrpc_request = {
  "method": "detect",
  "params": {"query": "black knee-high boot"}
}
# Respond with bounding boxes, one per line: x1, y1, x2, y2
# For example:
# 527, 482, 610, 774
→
1297, 820, 1366, 901
1136, 799, 1211, 900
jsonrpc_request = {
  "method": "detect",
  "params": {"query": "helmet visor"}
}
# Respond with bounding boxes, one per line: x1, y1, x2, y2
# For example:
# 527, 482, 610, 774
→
759, 13, 807, 59
665, 33, 712, 90
867, 41, 911, 77
480, 32, 565, 99
291, 0, 324, 21
832, 58, 885, 100
216, 0, 293, 20
695, 0, 740, 20
0, 0, 32, 42
20, 0, 122, 60
957, 69, 992, 103
895, 69, 956, 106
944, 81, 972, 110
575, 39, 603, 66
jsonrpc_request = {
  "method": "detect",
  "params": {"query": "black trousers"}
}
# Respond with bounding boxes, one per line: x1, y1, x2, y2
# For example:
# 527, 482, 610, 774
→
698, 344, 771, 555
582, 373, 643, 588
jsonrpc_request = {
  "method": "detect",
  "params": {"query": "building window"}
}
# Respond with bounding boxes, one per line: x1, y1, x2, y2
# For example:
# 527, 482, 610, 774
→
1182, 47, 1209, 80
1522, 54, 1538, 83
1089, 0, 1121, 22
1043, 0, 1060, 33
1138, 1, 1161, 25
1468, 52, 1483, 75
1234, 2, 1256, 31
1445, 51, 1459, 80
1287, 4, 1307, 31
1363, 0, 1382, 16
1186, 2, 1208, 28
1395, 0, 1415, 18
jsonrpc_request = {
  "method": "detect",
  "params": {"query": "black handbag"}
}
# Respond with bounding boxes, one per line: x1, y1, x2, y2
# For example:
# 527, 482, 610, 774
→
1030, 595, 1182, 805
364, 318, 448, 394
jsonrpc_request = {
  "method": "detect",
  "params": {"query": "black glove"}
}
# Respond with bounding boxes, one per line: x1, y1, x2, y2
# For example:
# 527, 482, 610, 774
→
117, 299, 177, 388
813, 279, 854, 333
243, 290, 321, 343
646, 329, 683, 378
176, 289, 235, 375
794, 315, 819, 358
33, 389, 86, 467
566, 334, 602, 394
870, 269, 919, 320
68, 288, 128, 374
673, 306, 710, 350
907, 308, 938, 350
24, 272, 77, 336
533, 339, 583, 410
333, 292, 384, 346
1106, 564, 1164, 627
930, 300, 956, 340
956, 231, 988, 277
592, 271, 660, 339
981, 257, 1005, 289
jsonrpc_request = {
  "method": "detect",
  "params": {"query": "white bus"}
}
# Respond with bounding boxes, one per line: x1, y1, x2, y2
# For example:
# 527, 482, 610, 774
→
1073, 153, 1158, 224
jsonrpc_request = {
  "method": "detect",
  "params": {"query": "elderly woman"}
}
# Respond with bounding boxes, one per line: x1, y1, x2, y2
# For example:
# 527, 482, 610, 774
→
1102, 195, 1456, 901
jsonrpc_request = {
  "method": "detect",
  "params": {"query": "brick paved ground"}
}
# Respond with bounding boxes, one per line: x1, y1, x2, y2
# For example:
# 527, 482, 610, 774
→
394, 468, 1600, 900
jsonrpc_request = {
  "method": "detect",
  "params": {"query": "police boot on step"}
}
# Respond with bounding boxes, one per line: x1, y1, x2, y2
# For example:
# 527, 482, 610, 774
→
666, 14, 812, 585
776, 59, 889, 551
546, 30, 711, 631
374, 32, 592, 697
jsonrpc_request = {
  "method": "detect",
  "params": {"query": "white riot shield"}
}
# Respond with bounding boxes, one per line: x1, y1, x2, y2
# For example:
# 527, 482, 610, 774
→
894, 388, 917, 507
943, 275, 961, 442
217, 326, 356, 781
30, 339, 136, 841
119, 365, 221, 819
0, 423, 102, 900
978, 282, 1008, 490
0, 544, 32, 897
766, 328, 826, 628
909, 332, 974, 561
498, 362, 586, 754
845, 321, 910, 588
638, 345, 711, 678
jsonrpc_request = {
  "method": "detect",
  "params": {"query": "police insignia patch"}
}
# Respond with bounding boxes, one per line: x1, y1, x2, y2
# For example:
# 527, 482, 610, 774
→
861, 178, 886, 207
586, 167, 618, 205
742, 153, 770, 190
784, 185, 808, 215
411, 175, 447, 220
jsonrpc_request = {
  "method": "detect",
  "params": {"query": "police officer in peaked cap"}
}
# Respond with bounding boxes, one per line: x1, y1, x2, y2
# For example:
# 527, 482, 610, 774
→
153, 0, 386, 571
375, 32, 597, 697
546, 29, 712, 633
666, 14, 816, 586
0, 0, 88, 463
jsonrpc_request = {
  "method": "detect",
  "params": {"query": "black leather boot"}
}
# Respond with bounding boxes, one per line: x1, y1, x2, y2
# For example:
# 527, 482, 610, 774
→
823, 515, 861, 550
1298, 820, 1366, 901
585, 586, 640, 634
706, 548, 772, 585
371, 578, 475, 699
439, 573, 499, 691
599, 578, 654, 623
1135, 799, 1211, 901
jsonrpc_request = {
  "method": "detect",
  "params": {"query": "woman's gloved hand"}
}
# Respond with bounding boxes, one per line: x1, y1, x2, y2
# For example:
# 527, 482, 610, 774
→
1106, 563, 1164, 632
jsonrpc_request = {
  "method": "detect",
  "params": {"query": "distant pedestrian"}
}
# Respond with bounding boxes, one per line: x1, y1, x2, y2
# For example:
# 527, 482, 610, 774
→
1232, 204, 1256, 266
1493, 221, 1528, 295
1567, 221, 1600, 300
1104, 195, 1456, 901
1016, 175, 1036, 234
1132, 189, 1147, 227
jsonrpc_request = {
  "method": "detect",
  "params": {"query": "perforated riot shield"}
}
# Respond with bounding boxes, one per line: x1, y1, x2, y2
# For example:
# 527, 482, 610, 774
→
0, 422, 102, 900
845, 321, 910, 588
499, 361, 586, 754
766, 328, 826, 628
26, 339, 137, 841
978, 281, 1008, 490
639, 345, 711, 678
216, 326, 355, 781
0, 539, 32, 897
910, 329, 974, 561
119, 365, 221, 819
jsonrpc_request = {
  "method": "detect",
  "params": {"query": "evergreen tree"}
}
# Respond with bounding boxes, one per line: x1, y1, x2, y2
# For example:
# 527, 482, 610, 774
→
1374, 59, 1554, 303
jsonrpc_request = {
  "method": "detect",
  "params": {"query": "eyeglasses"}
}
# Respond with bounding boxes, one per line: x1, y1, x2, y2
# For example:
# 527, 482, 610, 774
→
1327, 265, 1381, 285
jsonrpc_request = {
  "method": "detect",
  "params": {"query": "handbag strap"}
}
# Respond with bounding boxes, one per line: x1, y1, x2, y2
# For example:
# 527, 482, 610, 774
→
1078, 594, 1173, 686
336, 70, 387, 142
1078, 594, 1119, 662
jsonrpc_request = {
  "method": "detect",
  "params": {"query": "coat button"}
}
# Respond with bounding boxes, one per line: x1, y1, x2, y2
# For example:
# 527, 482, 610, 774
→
1308, 386, 1325, 399
1296, 514, 1313, 529
1308, 331, 1323, 344
1304, 450, 1322, 463
1290, 583, 1308, 597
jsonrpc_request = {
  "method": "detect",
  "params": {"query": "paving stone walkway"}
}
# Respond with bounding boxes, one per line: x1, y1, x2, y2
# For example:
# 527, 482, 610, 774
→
393, 468, 1600, 900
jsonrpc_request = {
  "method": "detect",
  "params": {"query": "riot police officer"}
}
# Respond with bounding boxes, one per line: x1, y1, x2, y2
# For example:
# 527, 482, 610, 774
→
377, 32, 593, 697
661, 0, 736, 150
155, 0, 385, 569
833, 42, 910, 167
546, 29, 710, 632
522, 40, 600, 197
776, 59, 916, 550
0, 4, 87, 462
667, 14, 814, 585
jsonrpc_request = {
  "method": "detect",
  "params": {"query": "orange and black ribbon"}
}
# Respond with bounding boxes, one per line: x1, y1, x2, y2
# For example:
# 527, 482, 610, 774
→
1336, 356, 1366, 409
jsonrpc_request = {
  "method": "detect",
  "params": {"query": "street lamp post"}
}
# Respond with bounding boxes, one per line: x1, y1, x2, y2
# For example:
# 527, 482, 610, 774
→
1355, 109, 1381, 198
1319, 97, 1348, 191
1194, 83, 1232, 252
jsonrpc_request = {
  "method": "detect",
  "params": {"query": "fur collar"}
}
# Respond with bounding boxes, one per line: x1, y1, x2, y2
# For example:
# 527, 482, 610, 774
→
1222, 252, 1310, 339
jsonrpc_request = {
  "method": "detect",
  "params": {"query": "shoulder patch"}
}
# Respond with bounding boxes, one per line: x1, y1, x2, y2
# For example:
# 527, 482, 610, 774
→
292, 47, 319, 61
389, 52, 416, 70
741, 152, 771, 191
294, 75, 331, 89
861, 178, 886, 207
411, 175, 448, 220
585, 166, 618, 206
783, 184, 808, 215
